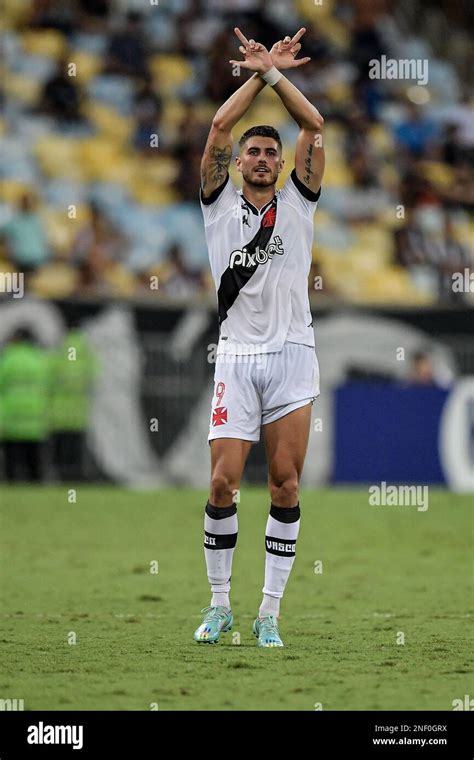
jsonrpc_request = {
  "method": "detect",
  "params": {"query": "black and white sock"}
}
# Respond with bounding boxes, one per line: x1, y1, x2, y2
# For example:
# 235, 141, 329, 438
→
259, 503, 300, 618
204, 501, 238, 610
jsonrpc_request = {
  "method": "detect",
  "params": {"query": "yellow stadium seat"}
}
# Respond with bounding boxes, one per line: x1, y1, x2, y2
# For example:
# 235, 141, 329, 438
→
30, 263, 78, 299
0, 180, 32, 204
417, 161, 455, 189
40, 207, 89, 254
136, 156, 179, 185
84, 102, 133, 143
160, 98, 187, 131
128, 179, 178, 206
353, 224, 393, 263
368, 124, 395, 153
453, 221, 474, 248
349, 248, 386, 276
242, 101, 288, 130
362, 267, 435, 305
21, 30, 66, 59
79, 137, 131, 181
296, 0, 335, 21
149, 54, 193, 95
326, 81, 353, 105
104, 264, 138, 297
4, 71, 41, 105
2, 0, 31, 27
34, 135, 83, 179
0, 258, 15, 275
68, 49, 101, 84
315, 16, 350, 49
321, 162, 352, 186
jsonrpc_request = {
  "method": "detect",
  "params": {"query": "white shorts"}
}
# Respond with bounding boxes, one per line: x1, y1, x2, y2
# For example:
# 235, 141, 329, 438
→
208, 342, 320, 444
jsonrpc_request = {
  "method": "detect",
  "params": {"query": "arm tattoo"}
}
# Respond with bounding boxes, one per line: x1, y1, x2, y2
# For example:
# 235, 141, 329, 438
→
303, 142, 314, 186
202, 143, 232, 189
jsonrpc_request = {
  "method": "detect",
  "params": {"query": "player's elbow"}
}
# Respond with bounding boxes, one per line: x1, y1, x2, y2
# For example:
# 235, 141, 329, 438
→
302, 110, 324, 131
310, 112, 324, 131
212, 115, 231, 133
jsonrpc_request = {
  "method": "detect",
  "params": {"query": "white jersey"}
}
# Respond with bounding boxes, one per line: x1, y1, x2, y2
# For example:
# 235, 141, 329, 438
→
200, 169, 320, 355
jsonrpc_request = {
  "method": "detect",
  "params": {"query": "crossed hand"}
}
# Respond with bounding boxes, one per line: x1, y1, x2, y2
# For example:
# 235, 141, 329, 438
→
229, 27, 311, 74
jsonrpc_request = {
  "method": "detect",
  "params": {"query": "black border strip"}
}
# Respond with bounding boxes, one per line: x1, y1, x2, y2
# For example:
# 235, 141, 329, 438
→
200, 172, 230, 205
290, 167, 321, 202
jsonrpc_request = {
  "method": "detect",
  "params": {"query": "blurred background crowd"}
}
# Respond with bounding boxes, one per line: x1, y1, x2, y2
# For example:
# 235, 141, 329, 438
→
1, 0, 473, 305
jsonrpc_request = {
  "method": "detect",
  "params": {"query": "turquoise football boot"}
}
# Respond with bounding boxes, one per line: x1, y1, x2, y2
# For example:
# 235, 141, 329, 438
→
194, 606, 233, 644
253, 615, 284, 648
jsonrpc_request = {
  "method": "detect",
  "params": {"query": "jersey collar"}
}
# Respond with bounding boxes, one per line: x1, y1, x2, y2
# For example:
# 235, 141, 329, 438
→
239, 191, 276, 216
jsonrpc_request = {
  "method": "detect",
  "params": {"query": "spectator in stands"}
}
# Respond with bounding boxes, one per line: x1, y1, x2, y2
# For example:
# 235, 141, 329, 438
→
441, 89, 474, 161
409, 350, 436, 385
0, 329, 50, 482
394, 103, 440, 159
70, 202, 128, 293
28, 0, 77, 36
2, 193, 50, 273
133, 71, 163, 154
441, 123, 466, 167
206, 28, 244, 102
394, 207, 471, 303
104, 11, 149, 78
173, 102, 208, 199
160, 243, 206, 298
398, 167, 439, 210
77, 0, 111, 30
436, 214, 472, 303
332, 149, 390, 223
349, 8, 387, 120
176, 0, 225, 57
38, 56, 83, 123
344, 106, 374, 164
442, 161, 474, 212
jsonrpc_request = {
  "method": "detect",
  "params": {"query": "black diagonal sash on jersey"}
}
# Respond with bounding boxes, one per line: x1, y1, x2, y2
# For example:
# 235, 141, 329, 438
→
217, 196, 277, 325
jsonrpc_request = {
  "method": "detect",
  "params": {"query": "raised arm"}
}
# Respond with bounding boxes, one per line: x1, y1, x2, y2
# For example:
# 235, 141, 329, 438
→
231, 28, 325, 195
272, 76, 324, 195
201, 37, 269, 199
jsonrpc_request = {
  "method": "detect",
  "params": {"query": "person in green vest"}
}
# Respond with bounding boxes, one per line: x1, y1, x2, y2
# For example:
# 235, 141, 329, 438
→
0, 328, 50, 482
50, 327, 97, 481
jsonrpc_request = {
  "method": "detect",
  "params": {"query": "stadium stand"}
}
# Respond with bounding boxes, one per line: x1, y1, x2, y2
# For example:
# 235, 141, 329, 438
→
1, 0, 472, 304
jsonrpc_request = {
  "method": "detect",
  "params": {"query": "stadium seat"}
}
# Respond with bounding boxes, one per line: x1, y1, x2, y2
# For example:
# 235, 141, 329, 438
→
29, 263, 78, 299
68, 49, 102, 84
84, 102, 133, 142
21, 30, 66, 59
149, 55, 194, 96
0, 179, 33, 205
34, 135, 83, 179
103, 264, 138, 297
79, 137, 130, 181
3, 71, 41, 105
40, 206, 89, 253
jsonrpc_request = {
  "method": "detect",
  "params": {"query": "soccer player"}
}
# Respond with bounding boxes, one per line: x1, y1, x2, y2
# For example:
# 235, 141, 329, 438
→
194, 28, 324, 647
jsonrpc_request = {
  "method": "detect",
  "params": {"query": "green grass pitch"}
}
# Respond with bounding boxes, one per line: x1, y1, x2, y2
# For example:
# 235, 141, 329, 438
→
0, 486, 472, 710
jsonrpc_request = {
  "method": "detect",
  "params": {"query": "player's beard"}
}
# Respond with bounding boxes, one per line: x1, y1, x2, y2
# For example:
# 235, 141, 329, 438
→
242, 167, 278, 188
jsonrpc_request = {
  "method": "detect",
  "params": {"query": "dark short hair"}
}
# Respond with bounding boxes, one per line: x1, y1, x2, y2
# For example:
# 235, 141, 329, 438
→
238, 125, 282, 152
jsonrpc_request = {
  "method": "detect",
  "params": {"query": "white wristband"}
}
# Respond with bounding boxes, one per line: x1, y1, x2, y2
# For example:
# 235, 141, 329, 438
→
260, 66, 282, 86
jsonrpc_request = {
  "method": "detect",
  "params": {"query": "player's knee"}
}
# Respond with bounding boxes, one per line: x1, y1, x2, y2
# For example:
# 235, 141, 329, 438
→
210, 472, 236, 506
269, 476, 299, 506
